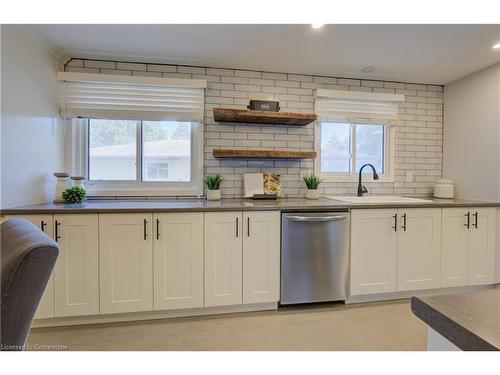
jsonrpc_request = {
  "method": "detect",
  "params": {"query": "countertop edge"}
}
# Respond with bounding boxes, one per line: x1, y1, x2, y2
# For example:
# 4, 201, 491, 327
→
1, 199, 499, 215
411, 296, 498, 351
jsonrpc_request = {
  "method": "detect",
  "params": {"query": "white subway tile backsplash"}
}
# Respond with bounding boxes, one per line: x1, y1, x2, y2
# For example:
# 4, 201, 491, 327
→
66, 59, 84, 67
147, 64, 177, 73
67, 59, 443, 198
117, 62, 147, 71
83, 60, 115, 69
234, 70, 260, 78
178, 66, 206, 74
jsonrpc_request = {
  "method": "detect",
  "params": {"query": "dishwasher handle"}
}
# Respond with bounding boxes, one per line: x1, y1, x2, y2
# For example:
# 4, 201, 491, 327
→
286, 215, 348, 222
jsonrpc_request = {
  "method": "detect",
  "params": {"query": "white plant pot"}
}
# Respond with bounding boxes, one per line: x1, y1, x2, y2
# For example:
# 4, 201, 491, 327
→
206, 189, 221, 201
306, 189, 320, 200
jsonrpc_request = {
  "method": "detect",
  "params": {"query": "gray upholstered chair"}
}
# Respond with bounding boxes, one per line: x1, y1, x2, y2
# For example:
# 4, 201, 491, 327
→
1, 219, 59, 351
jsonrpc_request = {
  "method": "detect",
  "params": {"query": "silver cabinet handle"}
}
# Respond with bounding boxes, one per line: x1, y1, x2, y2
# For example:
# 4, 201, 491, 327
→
287, 215, 347, 222
247, 217, 250, 237
236, 217, 239, 238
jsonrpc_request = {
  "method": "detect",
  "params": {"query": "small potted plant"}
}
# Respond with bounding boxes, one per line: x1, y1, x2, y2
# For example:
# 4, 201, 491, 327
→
62, 185, 87, 204
303, 175, 323, 200
204, 174, 224, 201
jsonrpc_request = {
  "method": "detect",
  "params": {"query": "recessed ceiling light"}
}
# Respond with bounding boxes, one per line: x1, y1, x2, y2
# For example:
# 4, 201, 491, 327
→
361, 66, 375, 73
311, 23, 324, 29
493, 42, 500, 49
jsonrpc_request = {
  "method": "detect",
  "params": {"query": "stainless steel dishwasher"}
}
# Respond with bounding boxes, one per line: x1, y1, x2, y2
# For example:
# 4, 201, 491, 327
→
281, 211, 349, 305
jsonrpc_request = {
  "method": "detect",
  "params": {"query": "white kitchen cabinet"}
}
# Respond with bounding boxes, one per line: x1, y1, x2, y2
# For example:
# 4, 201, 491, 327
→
242, 211, 280, 304
204, 212, 243, 307
5, 214, 55, 319
396, 208, 441, 292
467, 208, 496, 285
53, 214, 99, 317
153, 213, 203, 311
350, 209, 398, 296
99, 213, 153, 314
441, 208, 469, 287
441, 207, 496, 287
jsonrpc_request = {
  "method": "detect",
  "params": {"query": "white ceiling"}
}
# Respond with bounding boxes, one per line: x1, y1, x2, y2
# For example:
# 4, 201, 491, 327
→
27, 24, 500, 84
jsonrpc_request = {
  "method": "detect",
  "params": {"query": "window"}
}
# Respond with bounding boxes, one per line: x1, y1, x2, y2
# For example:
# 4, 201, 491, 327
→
85, 119, 200, 194
142, 121, 190, 182
59, 72, 206, 196
89, 119, 137, 181
314, 89, 402, 182
317, 122, 393, 181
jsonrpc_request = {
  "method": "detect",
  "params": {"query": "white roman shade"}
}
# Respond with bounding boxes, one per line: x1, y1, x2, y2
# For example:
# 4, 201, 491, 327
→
58, 72, 207, 121
314, 89, 405, 124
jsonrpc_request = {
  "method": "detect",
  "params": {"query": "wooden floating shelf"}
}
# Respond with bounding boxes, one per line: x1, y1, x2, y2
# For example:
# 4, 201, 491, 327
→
213, 108, 317, 126
213, 149, 317, 159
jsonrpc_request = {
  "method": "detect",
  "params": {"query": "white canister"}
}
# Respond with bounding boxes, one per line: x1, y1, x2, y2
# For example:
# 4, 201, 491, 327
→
53, 172, 70, 203
434, 178, 454, 199
71, 176, 85, 189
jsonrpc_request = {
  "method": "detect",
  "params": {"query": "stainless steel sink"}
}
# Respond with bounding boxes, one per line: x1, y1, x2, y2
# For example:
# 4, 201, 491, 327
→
326, 195, 434, 204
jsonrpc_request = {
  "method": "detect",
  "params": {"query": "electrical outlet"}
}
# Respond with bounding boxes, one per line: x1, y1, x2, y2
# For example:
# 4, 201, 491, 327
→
406, 171, 414, 183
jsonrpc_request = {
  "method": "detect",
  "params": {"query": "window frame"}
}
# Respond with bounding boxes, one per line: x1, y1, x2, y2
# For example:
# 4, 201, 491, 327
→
66, 118, 204, 197
314, 121, 395, 183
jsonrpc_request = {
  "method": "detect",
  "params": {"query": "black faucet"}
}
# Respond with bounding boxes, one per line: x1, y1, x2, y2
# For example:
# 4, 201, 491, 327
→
357, 163, 379, 196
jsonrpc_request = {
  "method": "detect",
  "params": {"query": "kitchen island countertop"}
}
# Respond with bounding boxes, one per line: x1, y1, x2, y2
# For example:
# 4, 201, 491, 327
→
412, 289, 500, 351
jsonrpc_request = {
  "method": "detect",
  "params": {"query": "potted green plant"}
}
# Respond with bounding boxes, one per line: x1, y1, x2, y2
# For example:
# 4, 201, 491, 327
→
62, 185, 87, 204
204, 174, 224, 201
303, 175, 323, 200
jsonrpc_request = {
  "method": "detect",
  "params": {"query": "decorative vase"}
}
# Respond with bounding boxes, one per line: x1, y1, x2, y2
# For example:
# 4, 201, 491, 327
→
71, 176, 85, 189
53, 172, 70, 203
305, 189, 320, 200
207, 189, 221, 201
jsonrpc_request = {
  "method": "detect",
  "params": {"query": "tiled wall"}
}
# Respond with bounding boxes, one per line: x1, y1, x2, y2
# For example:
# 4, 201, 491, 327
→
66, 59, 444, 198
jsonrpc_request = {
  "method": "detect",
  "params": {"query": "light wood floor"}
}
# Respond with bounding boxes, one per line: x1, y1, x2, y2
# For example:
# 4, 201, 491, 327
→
27, 299, 427, 351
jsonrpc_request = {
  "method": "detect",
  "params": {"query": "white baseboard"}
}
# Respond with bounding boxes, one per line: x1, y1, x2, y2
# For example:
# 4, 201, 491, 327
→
346, 284, 496, 304
32, 302, 278, 328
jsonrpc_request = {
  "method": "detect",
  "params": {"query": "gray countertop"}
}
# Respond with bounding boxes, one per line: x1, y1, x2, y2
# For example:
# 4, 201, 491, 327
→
1, 197, 499, 214
411, 289, 500, 351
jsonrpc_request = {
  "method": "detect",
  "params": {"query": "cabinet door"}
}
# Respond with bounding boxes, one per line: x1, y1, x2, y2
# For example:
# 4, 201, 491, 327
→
153, 213, 203, 311
204, 212, 242, 307
242, 211, 280, 304
468, 208, 496, 285
5, 214, 55, 319
350, 209, 398, 296
99, 213, 153, 314
397, 208, 441, 292
441, 208, 468, 287
53, 214, 99, 317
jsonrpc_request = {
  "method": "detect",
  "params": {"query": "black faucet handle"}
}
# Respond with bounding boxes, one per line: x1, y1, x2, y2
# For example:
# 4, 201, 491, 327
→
362, 186, 368, 193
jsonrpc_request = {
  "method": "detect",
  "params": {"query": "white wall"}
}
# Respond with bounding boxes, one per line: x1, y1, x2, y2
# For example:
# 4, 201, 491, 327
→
1, 25, 65, 208
443, 63, 500, 200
